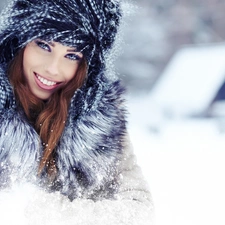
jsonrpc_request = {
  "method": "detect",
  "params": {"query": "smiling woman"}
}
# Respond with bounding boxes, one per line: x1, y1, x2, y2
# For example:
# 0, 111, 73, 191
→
0, 0, 153, 224
8, 41, 87, 178
23, 40, 84, 100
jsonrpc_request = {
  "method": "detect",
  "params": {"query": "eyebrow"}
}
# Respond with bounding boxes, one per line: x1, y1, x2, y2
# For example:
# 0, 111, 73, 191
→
67, 49, 78, 53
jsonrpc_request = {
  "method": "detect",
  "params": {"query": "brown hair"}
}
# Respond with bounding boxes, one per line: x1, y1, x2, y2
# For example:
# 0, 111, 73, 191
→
8, 48, 87, 179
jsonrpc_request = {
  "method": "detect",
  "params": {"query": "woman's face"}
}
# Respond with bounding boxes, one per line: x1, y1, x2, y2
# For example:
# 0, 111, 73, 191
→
23, 40, 83, 100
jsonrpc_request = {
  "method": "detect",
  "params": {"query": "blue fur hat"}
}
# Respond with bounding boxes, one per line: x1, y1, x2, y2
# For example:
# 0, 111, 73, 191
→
0, 0, 121, 73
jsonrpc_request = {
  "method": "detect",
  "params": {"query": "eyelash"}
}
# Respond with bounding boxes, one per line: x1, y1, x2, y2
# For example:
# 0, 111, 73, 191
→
35, 40, 51, 52
65, 54, 82, 61
35, 40, 82, 61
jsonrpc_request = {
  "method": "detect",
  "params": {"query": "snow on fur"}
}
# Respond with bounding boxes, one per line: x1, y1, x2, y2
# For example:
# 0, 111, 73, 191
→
0, 0, 128, 201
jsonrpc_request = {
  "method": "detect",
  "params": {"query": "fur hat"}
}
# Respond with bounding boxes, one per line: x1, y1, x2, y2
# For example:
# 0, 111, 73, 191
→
0, 0, 121, 74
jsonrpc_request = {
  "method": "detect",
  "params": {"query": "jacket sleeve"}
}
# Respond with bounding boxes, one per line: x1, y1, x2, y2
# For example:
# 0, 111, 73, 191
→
116, 134, 153, 205
22, 134, 154, 225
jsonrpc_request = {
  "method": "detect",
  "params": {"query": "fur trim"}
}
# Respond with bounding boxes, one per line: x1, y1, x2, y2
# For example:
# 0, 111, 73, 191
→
0, 0, 121, 74
0, 72, 127, 200
0, 67, 15, 110
0, 0, 127, 200
0, 109, 40, 188
56, 78, 127, 200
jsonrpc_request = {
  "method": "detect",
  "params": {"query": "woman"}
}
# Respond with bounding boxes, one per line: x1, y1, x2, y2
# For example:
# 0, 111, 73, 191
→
0, 0, 153, 224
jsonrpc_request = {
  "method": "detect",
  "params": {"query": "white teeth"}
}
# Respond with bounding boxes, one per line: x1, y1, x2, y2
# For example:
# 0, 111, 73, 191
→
37, 74, 57, 86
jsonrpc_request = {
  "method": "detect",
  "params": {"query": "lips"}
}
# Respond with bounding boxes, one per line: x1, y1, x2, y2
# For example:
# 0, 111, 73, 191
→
34, 73, 61, 91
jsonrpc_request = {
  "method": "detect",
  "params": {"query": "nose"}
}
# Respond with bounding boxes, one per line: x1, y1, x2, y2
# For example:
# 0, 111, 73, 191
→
45, 56, 60, 76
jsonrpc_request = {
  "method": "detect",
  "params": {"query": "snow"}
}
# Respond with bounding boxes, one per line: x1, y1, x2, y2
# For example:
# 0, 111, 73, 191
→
126, 43, 225, 225
1, 92, 225, 225
127, 93, 225, 225
0, 1, 224, 225
150, 43, 225, 116
0, 181, 152, 225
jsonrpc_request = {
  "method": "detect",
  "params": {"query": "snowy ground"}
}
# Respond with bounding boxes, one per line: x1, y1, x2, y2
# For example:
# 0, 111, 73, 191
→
0, 90, 224, 225
0, 93, 224, 225
127, 93, 225, 225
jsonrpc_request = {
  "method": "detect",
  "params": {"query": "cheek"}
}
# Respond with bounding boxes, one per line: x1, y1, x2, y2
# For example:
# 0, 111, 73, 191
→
23, 47, 38, 71
23, 44, 46, 69
64, 64, 80, 82
23, 48, 31, 77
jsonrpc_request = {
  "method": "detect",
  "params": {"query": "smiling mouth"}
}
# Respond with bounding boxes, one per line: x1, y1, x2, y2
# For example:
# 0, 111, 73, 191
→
34, 73, 62, 91
35, 73, 59, 86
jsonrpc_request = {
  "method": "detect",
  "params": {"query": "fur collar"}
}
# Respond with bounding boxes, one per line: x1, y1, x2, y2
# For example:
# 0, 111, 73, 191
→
0, 67, 127, 200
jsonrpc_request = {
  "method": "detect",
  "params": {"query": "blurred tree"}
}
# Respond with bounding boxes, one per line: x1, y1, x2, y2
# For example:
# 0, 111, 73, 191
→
116, 0, 225, 93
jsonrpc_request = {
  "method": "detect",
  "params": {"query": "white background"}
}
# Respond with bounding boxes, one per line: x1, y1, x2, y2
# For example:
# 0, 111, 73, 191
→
128, 94, 225, 225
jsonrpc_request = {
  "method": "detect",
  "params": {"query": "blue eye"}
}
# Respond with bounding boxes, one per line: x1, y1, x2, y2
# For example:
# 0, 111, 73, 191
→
35, 40, 51, 52
65, 54, 81, 61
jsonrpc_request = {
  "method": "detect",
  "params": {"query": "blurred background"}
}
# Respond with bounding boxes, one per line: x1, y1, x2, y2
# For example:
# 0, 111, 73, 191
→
1, 0, 225, 224
117, 1, 225, 225
117, 0, 225, 93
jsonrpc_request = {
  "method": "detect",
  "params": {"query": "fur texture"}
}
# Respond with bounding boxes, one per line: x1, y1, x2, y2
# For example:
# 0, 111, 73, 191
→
0, 0, 127, 200
0, 0, 121, 75
0, 69, 127, 200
